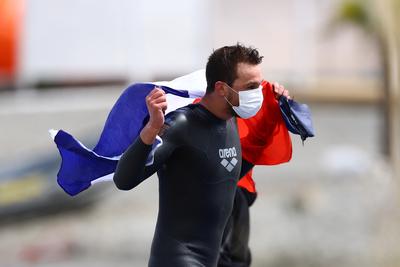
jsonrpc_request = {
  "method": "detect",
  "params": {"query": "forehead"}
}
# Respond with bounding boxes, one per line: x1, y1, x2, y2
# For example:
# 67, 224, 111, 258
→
233, 62, 262, 88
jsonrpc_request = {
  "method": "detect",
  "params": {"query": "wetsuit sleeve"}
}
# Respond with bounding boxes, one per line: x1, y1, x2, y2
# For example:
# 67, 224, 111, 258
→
113, 113, 185, 190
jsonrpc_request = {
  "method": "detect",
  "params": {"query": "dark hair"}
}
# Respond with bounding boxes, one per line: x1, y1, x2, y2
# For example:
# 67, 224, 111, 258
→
205, 43, 263, 93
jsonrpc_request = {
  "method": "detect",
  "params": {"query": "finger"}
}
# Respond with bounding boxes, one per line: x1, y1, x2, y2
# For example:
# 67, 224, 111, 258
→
147, 93, 164, 106
285, 90, 292, 100
274, 83, 284, 95
148, 101, 166, 112
148, 93, 167, 103
155, 87, 165, 95
152, 96, 167, 104
147, 88, 165, 99
281, 89, 288, 96
149, 89, 165, 100
148, 87, 161, 97
154, 102, 168, 111
282, 89, 292, 99
153, 85, 165, 93
275, 87, 284, 95
146, 91, 157, 102
280, 86, 288, 95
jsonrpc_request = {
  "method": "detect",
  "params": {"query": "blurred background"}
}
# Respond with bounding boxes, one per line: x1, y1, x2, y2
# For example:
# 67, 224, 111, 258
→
1, 0, 400, 266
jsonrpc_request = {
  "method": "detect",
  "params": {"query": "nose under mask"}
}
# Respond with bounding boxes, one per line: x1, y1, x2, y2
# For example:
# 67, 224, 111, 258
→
225, 85, 263, 119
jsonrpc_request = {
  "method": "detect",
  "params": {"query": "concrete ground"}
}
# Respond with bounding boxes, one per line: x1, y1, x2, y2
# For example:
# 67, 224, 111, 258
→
0, 87, 399, 267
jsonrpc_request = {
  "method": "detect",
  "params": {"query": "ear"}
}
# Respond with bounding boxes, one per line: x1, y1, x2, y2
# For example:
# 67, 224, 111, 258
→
214, 81, 227, 97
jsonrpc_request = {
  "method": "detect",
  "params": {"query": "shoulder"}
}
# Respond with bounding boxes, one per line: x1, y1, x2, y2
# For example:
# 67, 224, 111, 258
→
164, 104, 198, 126
159, 104, 197, 138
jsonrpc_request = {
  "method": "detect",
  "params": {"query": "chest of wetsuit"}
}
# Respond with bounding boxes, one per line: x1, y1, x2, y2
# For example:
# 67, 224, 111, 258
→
113, 104, 242, 267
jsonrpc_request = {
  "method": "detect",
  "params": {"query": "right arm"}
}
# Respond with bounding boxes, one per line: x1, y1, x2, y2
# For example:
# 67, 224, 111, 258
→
113, 87, 170, 190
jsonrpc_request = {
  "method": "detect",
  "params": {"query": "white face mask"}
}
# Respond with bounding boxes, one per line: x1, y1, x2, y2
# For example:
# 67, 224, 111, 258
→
225, 84, 263, 119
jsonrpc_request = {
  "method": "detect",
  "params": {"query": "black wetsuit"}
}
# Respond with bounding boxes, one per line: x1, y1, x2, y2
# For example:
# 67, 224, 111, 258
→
113, 103, 247, 267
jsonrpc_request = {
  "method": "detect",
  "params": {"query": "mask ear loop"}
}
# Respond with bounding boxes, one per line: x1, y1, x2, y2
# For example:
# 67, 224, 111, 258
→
223, 83, 239, 107
224, 83, 239, 94
225, 96, 235, 107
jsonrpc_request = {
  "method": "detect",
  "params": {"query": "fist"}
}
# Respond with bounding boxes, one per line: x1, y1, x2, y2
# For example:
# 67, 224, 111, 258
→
272, 82, 291, 100
145, 87, 168, 130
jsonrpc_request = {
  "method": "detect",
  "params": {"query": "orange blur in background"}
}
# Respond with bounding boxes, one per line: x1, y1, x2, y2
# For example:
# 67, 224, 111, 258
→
0, 0, 24, 86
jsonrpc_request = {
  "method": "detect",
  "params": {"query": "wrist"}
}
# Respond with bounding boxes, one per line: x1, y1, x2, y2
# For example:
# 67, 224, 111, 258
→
140, 123, 161, 145
146, 122, 162, 132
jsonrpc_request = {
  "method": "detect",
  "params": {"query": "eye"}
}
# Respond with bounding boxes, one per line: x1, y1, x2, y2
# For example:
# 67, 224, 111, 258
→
248, 83, 260, 89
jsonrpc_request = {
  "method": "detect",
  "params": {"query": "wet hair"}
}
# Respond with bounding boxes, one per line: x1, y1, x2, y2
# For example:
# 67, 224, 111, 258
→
205, 43, 263, 93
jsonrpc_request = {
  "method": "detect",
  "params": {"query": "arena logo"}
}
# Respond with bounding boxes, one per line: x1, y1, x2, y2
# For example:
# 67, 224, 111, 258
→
218, 147, 238, 172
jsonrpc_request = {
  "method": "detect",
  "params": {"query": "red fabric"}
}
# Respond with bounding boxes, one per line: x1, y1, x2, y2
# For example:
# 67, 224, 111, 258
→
236, 81, 292, 192
237, 81, 292, 165
192, 81, 292, 193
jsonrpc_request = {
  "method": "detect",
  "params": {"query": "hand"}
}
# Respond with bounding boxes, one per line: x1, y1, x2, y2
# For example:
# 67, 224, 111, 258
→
140, 87, 167, 145
272, 82, 291, 100
146, 87, 168, 130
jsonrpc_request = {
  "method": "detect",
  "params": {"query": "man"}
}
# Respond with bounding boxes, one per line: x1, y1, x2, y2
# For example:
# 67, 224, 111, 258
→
217, 81, 291, 267
113, 44, 264, 266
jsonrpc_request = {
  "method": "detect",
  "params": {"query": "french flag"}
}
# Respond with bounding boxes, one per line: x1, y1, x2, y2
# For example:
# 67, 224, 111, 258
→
49, 70, 207, 196
50, 70, 293, 196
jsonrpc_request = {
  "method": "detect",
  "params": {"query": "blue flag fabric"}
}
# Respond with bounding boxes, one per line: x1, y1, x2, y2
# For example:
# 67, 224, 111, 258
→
278, 95, 315, 142
50, 70, 206, 196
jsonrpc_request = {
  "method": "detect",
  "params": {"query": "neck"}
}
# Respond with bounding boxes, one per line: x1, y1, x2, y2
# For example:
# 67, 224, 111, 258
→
199, 93, 233, 121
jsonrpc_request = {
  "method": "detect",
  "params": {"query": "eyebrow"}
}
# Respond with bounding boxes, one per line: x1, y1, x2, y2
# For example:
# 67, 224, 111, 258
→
246, 81, 261, 88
